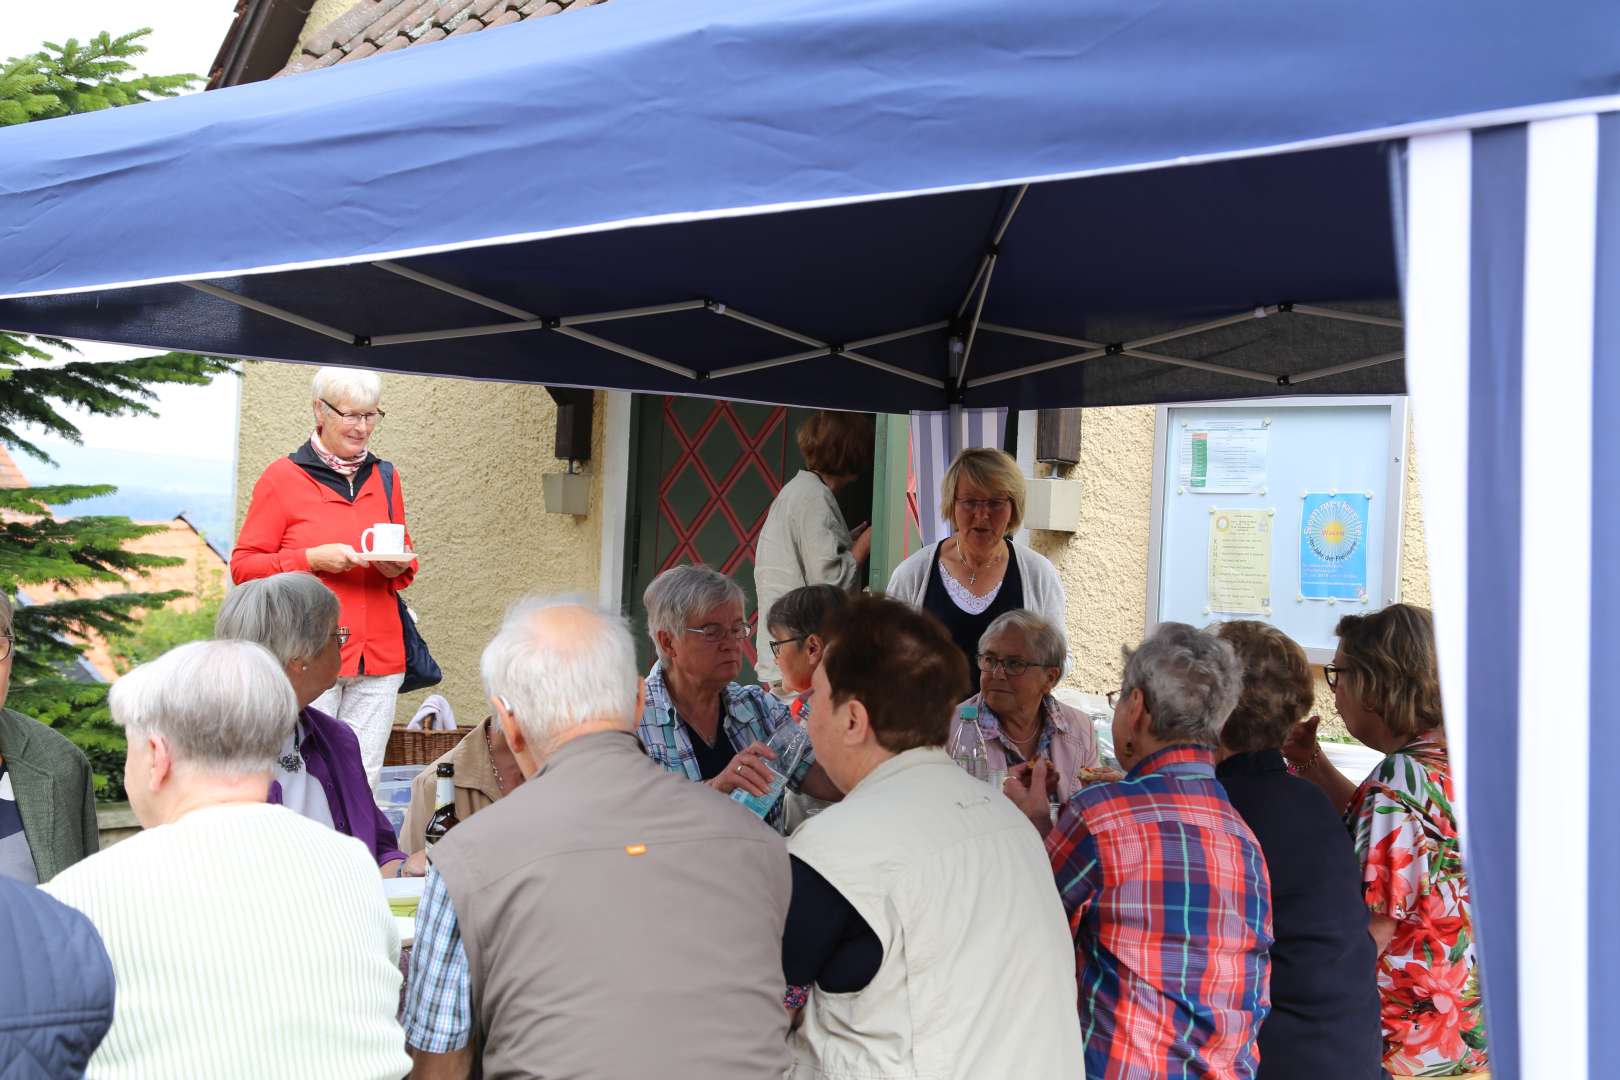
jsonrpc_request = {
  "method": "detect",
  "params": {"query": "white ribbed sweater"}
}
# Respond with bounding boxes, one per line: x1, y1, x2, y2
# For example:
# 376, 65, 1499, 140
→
43, 802, 409, 1080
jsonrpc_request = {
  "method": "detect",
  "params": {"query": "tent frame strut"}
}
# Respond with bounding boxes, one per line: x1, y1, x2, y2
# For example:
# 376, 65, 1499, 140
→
181, 267, 1400, 398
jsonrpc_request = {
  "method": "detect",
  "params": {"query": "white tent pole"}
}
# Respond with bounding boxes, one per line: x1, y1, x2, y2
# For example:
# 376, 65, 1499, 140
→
560, 300, 708, 325
371, 261, 539, 319
848, 321, 951, 348
1286, 350, 1405, 384
953, 184, 1028, 388
1288, 304, 1404, 329
712, 305, 823, 347
967, 346, 1108, 388
846, 351, 947, 389
1120, 347, 1279, 383
708, 347, 831, 380
979, 323, 1105, 350
552, 325, 698, 379
182, 281, 356, 344
1127, 306, 1281, 349
369, 320, 545, 347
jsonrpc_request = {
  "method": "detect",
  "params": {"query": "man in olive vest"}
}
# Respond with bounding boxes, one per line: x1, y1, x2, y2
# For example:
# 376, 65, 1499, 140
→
402, 597, 792, 1080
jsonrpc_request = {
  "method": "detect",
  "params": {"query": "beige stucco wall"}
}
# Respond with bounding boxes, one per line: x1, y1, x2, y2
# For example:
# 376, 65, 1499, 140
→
234, 363, 604, 726
1028, 404, 1432, 742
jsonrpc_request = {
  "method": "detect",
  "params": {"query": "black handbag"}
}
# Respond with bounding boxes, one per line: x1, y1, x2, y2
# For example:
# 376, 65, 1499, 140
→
377, 461, 442, 693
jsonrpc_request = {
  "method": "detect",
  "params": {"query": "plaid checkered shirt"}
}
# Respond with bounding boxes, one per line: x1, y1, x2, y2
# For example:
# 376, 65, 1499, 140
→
1047, 744, 1273, 1080
639, 661, 813, 831
401, 866, 472, 1054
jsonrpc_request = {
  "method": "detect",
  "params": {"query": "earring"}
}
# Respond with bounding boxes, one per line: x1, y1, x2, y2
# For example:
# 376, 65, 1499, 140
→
1123, 740, 1135, 758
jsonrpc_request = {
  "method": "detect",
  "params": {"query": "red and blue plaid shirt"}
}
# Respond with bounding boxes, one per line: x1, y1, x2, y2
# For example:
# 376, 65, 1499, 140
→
1047, 744, 1273, 1080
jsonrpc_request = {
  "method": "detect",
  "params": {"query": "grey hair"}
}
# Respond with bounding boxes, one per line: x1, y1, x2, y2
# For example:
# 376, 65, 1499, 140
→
111, 639, 296, 775
979, 609, 1066, 669
311, 366, 382, 410
1121, 622, 1243, 748
214, 573, 340, 666
642, 564, 744, 659
481, 595, 640, 754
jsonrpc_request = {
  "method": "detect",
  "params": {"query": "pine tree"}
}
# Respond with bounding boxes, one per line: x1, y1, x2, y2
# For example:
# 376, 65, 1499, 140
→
1, 30, 233, 796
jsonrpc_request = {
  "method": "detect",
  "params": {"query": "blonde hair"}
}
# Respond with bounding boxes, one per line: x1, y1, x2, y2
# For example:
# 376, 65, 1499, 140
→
940, 447, 1026, 533
1334, 603, 1444, 739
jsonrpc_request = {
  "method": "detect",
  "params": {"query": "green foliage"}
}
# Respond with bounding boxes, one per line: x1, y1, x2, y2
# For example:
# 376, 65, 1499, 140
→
107, 564, 226, 675
0, 29, 233, 797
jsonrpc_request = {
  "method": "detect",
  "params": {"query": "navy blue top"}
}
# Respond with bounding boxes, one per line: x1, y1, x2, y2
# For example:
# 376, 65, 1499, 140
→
1216, 748, 1383, 1080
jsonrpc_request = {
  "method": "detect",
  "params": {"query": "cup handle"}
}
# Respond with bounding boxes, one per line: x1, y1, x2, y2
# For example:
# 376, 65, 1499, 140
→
360, 527, 375, 554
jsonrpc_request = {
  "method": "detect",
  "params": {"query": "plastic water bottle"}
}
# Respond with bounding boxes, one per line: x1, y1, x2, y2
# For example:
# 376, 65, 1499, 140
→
730, 722, 808, 819
950, 705, 991, 783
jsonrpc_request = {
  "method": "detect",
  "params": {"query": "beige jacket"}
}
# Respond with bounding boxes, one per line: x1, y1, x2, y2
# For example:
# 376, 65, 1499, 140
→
753, 470, 862, 682
788, 748, 1083, 1079
399, 717, 504, 853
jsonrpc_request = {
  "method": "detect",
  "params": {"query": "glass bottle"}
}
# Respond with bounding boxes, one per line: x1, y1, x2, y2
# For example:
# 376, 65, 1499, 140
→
424, 763, 458, 848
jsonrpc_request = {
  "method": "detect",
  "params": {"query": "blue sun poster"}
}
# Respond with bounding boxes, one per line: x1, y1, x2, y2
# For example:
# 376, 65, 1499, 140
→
1299, 493, 1369, 601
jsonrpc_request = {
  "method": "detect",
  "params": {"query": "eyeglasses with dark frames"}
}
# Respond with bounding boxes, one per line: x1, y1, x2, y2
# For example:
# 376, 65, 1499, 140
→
685, 623, 751, 645
320, 399, 386, 426
1323, 663, 1346, 690
977, 652, 1035, 677
0, 632, 12, 662
768, 635, 805, 658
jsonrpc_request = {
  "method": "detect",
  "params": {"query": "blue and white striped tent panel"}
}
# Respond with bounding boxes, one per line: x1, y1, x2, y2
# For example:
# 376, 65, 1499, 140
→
1404, 108, 1618, 1080
908, 408, 1007, 546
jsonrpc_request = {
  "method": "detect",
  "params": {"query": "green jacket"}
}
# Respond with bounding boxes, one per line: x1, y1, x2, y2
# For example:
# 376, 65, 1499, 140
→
0, 708, 99, 881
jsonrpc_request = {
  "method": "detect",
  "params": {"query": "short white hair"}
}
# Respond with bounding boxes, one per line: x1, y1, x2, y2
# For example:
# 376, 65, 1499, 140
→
215, 572, 339, 665
642, 564, 744, 659
1122, 623, 1243, 748
480, 596, 640, 754
311, 366, 382, 410
111, 640, 297, 775
979, 609, 1066, 669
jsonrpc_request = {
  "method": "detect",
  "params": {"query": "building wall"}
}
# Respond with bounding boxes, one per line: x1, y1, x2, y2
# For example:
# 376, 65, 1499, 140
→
234, 362, 603, 726
1028, 404, 1432, 741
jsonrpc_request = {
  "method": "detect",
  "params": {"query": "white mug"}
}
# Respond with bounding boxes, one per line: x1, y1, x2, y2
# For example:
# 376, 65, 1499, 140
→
360, 523, 406, 556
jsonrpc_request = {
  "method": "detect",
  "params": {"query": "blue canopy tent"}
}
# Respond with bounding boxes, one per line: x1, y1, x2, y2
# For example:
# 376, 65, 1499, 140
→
0, 0, 1615, 1073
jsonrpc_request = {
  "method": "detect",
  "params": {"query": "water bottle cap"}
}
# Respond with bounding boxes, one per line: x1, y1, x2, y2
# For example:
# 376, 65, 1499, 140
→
959, 705, 979, 720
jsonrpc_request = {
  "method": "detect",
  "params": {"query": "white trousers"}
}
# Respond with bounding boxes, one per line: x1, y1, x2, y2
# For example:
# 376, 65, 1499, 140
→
312, 673, 405, 791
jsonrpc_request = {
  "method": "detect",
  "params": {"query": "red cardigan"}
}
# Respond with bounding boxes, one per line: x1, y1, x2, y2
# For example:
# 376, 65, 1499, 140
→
231, 456, 417, 678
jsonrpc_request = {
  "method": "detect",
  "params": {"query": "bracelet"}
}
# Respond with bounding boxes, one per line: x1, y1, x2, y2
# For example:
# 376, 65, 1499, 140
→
1286, 746, 1321, 776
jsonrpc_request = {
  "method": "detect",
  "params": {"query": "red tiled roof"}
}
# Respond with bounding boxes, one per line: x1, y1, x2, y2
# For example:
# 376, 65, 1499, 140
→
0, 446, 30, 490
279, 0, 603, 76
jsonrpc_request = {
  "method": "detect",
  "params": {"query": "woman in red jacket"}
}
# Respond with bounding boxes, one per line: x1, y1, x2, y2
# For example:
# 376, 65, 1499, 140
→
231, 367, 417, 790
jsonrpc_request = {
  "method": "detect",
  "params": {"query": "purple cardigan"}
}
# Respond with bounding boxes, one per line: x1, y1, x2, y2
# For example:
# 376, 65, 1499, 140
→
268, 706, 406, 868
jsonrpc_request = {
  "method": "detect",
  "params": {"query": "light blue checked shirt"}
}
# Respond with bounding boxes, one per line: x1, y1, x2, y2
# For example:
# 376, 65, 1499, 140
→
639, 661, 813, 832
402, 867, 471, 1054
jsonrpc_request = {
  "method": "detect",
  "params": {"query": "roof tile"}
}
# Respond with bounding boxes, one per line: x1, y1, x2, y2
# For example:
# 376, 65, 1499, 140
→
278, 0, 607, 77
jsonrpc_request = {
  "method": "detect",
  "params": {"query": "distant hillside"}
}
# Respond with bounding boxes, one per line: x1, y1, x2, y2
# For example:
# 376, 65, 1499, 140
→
25, 440, 235, 554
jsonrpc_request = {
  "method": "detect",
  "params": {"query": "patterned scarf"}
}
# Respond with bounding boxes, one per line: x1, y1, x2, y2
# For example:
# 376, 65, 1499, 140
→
309, 430, 367, 477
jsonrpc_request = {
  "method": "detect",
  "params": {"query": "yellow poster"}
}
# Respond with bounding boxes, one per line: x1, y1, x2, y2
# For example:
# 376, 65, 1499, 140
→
1208, 508, 1272, 614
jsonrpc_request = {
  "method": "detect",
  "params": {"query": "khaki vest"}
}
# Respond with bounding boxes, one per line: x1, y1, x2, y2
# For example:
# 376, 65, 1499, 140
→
787, 748, 1084, 1080
431, 730, 791, 1080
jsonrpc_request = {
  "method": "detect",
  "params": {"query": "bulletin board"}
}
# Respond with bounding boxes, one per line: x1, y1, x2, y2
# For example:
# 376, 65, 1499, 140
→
1145, 397, 1409, 663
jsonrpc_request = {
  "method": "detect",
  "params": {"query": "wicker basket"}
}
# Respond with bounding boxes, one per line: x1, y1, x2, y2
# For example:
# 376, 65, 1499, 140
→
384, 725, 465, 766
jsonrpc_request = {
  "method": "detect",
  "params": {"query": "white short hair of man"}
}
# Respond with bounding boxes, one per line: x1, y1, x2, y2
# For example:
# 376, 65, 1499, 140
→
641, 564, 744, 659
214, 572, 339, 666
480, 596, 640, 755
111, 639, 297, 775
311, 366, 382, 411
1121, 622, 1243, 748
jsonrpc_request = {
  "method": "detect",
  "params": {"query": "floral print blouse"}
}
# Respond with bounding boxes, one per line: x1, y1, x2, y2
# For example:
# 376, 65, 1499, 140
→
1346, 732, 1489, 1076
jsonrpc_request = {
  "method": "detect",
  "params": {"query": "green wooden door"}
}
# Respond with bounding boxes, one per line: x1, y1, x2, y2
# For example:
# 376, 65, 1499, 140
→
624, 396, 873, 682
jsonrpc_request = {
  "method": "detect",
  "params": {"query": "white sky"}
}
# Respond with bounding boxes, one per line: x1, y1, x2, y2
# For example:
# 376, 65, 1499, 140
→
5, 2, 245, 462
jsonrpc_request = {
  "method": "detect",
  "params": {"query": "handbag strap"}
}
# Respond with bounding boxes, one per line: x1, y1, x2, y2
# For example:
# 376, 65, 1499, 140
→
378, 460, 396, 523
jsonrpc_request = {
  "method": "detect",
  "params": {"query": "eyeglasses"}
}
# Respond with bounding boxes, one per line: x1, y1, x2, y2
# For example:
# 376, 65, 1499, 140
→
1323, 663, 1346, 689
768, 635, 805, 658
685, 623, 750, 645
334, 626, 351, 646
958, 497, 1011, 516
0, 632, 12, 662
321, 399, 386, 426
977, 652, 1036, 677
